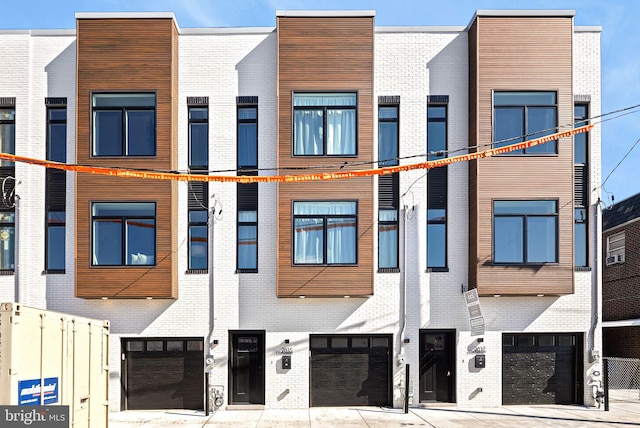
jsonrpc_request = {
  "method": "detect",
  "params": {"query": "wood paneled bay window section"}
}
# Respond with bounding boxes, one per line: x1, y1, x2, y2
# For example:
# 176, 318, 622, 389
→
294, 201, 357, 265
45, 98, 67, 273
293, 93, 357, 156
92, 202, 156, 266
237, 96, 258, 272
427, 97, 449, 270
493, 200, 558, 264
0, 99, 16, 273
378, 96, 399, 271
187, 97, 209, 273
92, 93, 156, 156
494, 91, 558, 154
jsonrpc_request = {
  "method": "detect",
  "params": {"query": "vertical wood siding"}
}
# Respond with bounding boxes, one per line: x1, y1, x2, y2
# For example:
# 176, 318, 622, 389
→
276, 16, 374, 297
468, 16, 575, 295
75, 18, 179, 298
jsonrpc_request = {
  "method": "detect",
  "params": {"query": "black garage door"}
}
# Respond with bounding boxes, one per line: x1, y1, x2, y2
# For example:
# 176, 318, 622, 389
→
502, 333, 583, 405
310, 334, 391, 407
122, 338, 204, 410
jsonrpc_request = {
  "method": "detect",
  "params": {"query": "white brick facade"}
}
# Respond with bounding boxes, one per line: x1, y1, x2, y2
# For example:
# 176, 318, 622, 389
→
0, 13, 601, 411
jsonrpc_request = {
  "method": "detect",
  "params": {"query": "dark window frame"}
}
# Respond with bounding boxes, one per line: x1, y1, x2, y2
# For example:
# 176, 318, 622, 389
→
574, 103, 589, 267
45, 210, 66, 273
427, 102, 448, 270
188, 105, 209, 169
45, 103, 67, 273
378, 102, 399, 271
292, 91, 358, 157
91, 202, 157, 267
0, 107, 16, 167
292, 200, 358, 266
0, 210, 15, 272
91, 92, 157, 157
493, 91, 558, 155
188, 209, 208, 271
492, 200, 559, 265
237, 104, 258, 170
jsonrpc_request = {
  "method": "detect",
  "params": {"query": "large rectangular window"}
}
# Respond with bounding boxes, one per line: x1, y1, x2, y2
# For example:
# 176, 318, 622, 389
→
427, 102, 448, 269
606, 231, 625, 265
494, 91, 557, 154
189, 106, 208, 169
92, 202, 156, 266
293, 93, 356, 156
238, 106, 257, 168
493, 200, 558, 264
0, 108, 15, 167
92, 93, 156, 156
378, 102, 399, 270
293, 201, 357, 265
574, 103, 589, 267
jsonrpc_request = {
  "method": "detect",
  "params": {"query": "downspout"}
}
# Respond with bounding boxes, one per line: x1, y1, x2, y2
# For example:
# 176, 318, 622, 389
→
14, 195, 20, 303
206, 205, 215, 350
589, 200, 602, 361
399, 205, 410, 355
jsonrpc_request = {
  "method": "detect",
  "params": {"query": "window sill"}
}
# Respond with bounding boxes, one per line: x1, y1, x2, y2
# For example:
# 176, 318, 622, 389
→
492, 262, 559, 267
427, 267, 449, 273
236, 269, 258, 274
378, 268, 400, 273
575, 266, 591, 272
0, 269, 14, 276
43, 269, 66, 275
186, 269, 208, 275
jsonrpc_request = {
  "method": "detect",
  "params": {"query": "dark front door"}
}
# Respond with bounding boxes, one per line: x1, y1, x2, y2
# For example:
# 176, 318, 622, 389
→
419, 330, 455, 402
230, 331, 265, 405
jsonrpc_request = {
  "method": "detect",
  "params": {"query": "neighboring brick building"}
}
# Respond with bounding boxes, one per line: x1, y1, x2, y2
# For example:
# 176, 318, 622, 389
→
602, 192, 640, 357
0, 9, 602, 411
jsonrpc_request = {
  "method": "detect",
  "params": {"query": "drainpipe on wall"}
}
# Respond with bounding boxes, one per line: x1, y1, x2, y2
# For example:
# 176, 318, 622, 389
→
14, 194, 20, 303
589, 200, 603, 363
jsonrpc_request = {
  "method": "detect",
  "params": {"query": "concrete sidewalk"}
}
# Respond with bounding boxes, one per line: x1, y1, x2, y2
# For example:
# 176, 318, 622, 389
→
108, 402, 640, 427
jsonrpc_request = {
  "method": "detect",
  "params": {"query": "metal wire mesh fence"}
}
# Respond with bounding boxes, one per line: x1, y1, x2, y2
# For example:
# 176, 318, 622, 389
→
605, 357, 640, 402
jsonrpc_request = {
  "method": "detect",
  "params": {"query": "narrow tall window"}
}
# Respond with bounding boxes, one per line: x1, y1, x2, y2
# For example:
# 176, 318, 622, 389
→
293, 93, 357, 155
237, 98, 258, 272
189, 106, 208, 169
45, 99, 67, 272
378, 99, 399, 270
427, 100, 448, 269
494, 91, 557, 154
0, 100, 16, 271
574, 102, 589, 267
0, 107, 15, 167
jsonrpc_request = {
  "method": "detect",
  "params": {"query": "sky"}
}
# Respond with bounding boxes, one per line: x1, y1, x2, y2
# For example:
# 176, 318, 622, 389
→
1, 0, 639, 205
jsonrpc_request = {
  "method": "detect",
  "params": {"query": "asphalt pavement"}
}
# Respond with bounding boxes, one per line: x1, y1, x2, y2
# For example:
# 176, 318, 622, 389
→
108, 401, 640, 427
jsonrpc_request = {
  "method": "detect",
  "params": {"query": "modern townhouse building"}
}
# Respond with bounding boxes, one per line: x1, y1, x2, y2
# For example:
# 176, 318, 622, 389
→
0, 9, 602, 411
602, 192, 640, 357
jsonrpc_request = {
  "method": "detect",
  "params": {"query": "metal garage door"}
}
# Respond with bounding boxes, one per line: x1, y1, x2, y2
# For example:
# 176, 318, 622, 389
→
122, 338, 204, 410
502, 333, 583, 405
310, 334, 391, 407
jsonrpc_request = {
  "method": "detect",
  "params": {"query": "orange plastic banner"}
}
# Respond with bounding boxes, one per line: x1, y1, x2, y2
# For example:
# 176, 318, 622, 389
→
0, 125, 592, 183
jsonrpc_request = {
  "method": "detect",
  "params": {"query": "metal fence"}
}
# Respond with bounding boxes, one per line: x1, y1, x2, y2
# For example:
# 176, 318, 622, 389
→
604, 357, 640, 402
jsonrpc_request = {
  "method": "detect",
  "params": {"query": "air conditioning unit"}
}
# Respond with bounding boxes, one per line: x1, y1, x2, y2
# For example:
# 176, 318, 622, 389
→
606, 254, 624, 265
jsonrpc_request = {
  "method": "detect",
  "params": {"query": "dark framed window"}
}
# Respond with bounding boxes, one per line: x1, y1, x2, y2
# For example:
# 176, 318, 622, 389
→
378, 102, 399, 270
92, 93, 156, 156
293, 93, 356, 156
494, 91, 557, 154
293, 201, 357, 265
0, 108, 15, 167
92, 202, 156, 266
188, 210, 208, 270
493, 200, 558, 264
427, 103, 448, 269
0, 211, 15, 270
189, 106, 208, 169
574, 103, 589, 267
238, 207, 257, 271
238, 106, 257, 168
46, 211, 65, 271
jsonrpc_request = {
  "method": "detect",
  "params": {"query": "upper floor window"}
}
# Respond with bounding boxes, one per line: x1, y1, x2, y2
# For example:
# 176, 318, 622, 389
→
92, 93, 156, 157
92, 202, 156, 266
0, 212, 15, 270
427, 103, 448, 269
47, 107, 67, 163
494, 91, 557, 154
189, 106, 208, 169
188, 210, 208, 270
46, 211, 66, 271
493, 200, 558, 264
378, 103, 399, 270
574, 104, 588, 165
238, 106, 258, 168
293, 201, 357, 265
606, 231, 625, 265
0, 108, 15, 167
293, 93, 356, 156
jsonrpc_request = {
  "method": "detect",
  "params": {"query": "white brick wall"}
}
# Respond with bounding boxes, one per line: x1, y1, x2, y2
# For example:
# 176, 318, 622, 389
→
0, 20, 601, 411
